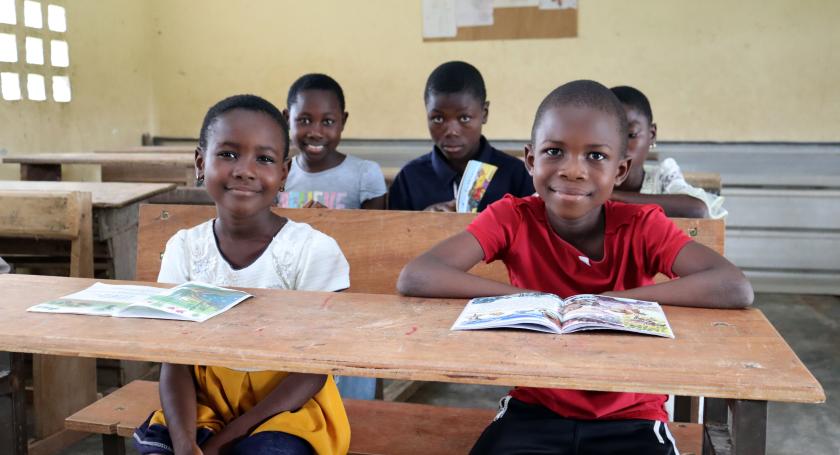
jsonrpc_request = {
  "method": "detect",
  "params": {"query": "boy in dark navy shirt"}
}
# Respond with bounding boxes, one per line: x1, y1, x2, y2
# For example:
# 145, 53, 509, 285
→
388, 61, 534, 211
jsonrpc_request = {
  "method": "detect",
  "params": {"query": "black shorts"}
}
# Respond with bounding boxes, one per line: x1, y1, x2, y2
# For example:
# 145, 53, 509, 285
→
470, 396, 680, 455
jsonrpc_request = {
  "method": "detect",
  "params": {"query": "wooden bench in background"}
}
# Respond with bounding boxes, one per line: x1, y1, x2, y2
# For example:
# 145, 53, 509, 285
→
0, 190, 97, 454
134, 206, 723, 293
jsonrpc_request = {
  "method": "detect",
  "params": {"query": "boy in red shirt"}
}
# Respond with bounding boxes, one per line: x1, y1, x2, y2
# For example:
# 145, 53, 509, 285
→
398, 80, 753, 454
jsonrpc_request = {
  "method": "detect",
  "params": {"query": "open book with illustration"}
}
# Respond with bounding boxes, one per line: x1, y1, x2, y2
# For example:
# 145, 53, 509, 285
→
451, 292, 674, 338
27, 282, 252, 322
456, 160, 498, 213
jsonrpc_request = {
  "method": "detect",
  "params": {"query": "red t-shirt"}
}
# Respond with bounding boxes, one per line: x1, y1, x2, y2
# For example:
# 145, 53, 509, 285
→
466, 195, 692, 421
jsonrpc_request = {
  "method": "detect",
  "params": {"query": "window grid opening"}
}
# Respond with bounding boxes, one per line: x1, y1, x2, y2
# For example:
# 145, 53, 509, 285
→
0, 0, 16, 25
23, 0, 40, 29
1, 1, 69, 103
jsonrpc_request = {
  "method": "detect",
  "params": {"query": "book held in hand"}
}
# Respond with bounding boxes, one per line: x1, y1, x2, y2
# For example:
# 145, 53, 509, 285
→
451, 292, 675, 338
456, 160, 498, 213
27, 282, 252, 322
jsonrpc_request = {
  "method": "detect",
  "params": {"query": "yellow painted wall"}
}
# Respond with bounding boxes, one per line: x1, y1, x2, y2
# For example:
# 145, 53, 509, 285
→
0, 0, 155, 179
1, 0, 838, 175
147, 0, 840, 142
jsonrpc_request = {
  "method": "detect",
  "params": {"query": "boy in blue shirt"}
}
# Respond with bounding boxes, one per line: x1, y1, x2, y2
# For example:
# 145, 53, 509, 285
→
388, 61, 534, 211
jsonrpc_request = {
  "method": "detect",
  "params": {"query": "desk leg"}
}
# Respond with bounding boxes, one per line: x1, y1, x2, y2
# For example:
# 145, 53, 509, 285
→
20, 164, 61, 181
674, 395, 701, 422
96, 204, 138, 280
0, 352, 27, 454
702, 398, 767, 455
729, 399, 767, 455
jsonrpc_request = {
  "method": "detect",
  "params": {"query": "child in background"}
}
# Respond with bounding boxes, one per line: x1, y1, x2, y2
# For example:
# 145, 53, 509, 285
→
610, 85, 727, 219
278, 73, 387, 210
280, 73, 381, 399
133, 95, 350, 455
388, 61, 534, 211
398, 80, 752, 454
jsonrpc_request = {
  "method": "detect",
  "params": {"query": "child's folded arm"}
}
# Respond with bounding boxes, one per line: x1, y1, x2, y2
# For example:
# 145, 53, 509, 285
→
201, 373, 328, 453
159, 363, 201, 455
611, 191, 709, 218
605, 241, 754, 309
397, 231, 526, 298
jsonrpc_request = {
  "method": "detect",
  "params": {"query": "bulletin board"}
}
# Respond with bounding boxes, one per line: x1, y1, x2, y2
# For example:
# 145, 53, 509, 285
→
422, 1, 577, 42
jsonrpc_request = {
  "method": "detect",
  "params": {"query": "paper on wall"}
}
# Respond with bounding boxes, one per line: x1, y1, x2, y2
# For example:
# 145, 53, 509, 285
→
423, 0, 458, 38
455, 0, 494, 27
493, 0, 538, 7
538, 0, 577, 9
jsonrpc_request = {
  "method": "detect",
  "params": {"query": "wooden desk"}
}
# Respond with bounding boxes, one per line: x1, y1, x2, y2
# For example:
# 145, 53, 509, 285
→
381, 166, 721, 193
93, 146, 195, 154
0, 275, 825, 454
0, 182, 175, 279
2, 153, 196, 185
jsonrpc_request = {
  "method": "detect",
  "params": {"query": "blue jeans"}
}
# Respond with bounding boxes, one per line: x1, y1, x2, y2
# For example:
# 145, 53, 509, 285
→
335, 375, 376, 400
133, 415, 313, 455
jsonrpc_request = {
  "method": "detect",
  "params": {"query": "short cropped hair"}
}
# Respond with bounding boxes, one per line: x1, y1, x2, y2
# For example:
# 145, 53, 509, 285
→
531, 80, 629, 156
287, 73, 346, 112
198, 94, 290, 159
611, 86, 653, 124
424, 61, 486, 104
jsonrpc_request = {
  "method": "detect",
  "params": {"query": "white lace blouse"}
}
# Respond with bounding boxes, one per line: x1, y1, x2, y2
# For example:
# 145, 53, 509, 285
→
158, 219, 350, 292
641, 158, 728, 219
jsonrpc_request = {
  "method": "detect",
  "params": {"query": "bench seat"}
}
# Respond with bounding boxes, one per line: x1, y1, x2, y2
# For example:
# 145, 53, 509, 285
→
66, 380, 704, 455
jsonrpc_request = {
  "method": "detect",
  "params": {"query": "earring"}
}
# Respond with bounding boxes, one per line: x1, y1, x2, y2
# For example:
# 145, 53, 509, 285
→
279, 186, 285, 192
196, 175, 205, 186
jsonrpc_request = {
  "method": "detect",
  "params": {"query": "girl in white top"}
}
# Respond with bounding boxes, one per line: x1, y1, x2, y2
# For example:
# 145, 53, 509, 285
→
278, 73, 387, 210
134, 95, 350, 455
609, 85, 727, 219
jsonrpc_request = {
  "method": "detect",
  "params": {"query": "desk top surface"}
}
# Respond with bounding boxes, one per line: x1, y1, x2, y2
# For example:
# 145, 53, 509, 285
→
93, 146, 195, 154
0, 274, 824, 404
2, 152, 194, 166
0, 181, 176, 208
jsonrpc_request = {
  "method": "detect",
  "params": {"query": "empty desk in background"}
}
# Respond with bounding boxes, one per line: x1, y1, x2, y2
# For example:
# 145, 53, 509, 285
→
0, 181, 175, 279
2, 153, 196, 186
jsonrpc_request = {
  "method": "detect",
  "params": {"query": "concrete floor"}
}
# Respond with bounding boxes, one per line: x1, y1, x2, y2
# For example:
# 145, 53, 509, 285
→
59, 293, 838, 455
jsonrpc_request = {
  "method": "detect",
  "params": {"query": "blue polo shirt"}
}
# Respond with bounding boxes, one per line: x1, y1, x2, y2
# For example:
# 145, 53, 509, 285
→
388, 137, 535, 211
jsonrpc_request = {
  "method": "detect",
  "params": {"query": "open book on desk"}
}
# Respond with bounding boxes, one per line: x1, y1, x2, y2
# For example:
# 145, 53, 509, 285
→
452, 292, 674, 338
27, 282, 252, 322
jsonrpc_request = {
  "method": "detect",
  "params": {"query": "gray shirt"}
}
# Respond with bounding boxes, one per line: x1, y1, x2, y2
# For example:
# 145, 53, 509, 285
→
278, 154, 387, 209
0, 257, 9, 274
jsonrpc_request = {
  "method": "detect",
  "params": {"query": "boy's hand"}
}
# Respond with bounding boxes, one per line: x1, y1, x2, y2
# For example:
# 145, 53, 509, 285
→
302, 199, 327, 209
424, 200, 456, 212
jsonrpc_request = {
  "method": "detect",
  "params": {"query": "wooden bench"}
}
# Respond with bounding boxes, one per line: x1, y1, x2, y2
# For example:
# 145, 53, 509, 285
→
67, 379, 704, 455
0, 190, 97, 454
134, 205, 723, 292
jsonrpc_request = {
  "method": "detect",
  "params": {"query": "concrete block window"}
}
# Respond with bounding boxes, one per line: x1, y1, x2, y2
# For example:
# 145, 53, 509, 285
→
0, 0, 70, 102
